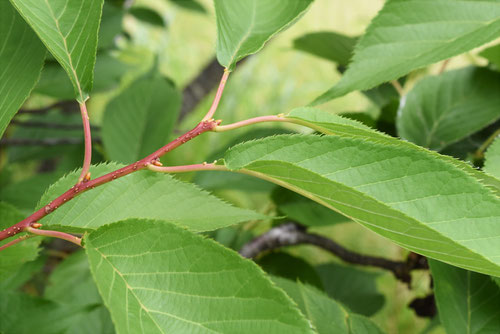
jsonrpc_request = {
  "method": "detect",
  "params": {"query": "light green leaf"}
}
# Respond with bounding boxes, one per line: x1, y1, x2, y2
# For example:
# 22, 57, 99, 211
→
0, 1, 45, 138
429, 260, 500, 334
272, 187, 348, 227
397, 67, 500, 151
286, 107, 500, 196
102, 75, 181, 164
312, 0, 500, 105
272, 276, 384, 334
10, 0, 104, 102
293, 31, 357, 67
38, 163, 265, 232
484, 136, 500, 179
224, 132, 500, 276
0, 292, 87, 334
214, 0, 313, 70
85, 219, 315, 334
0, 202, 40, 282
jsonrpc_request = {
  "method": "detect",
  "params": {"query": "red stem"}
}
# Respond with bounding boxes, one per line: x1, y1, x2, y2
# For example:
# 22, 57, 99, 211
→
0, 235, 32, 251
0, 120, 218, 244
78, 101, 92, 184
214, 115, 288, 132
148, 163, 228, 173
202, 70, 230, 121
26, 227, 81, 247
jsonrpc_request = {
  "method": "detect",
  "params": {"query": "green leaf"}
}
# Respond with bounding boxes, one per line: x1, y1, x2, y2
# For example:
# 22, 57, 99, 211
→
214, 0, 313, 70
129, 7, 166, 27
0, 292, 87, 334
272, 187, 348, 227
258, 252, 324, 289
0, 202, 40, 282
312, 0, 500, 105
479, 43, 500, 70
286, 107, 500, 196
38, 163, 265, 232
0, 1, 45, 138
10, 0, 105, 102
45, 250, 115, 334
169, 0, 206, 13
272, 276, 384, 334
397, 67, 500, 151
316, 263, 385, 317
102, 75, 181, 164
0, 255, 45, 291
223, 131, 500, 276
429, 260, 500, 334
45, 250, 102, 306
98, 1, 124, 50
85, 219, 315, 334
293, 31, 357, 67
484, 136, 500, 179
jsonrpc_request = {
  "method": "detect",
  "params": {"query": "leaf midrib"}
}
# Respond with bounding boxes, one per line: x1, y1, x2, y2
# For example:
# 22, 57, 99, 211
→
43, 0, 84, 101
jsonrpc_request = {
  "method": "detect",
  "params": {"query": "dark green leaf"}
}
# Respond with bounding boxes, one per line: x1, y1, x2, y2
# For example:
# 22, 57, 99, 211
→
430, 260, 500, 334
479, 43, 500, 70
0, 202, 40, 282
316, 263, 385, 317
258, 252, 323, 289
0, 1, 45, 138
272, 187, 348, 227
129, 7, 165, 27
293, 31, 357, 66
0, 292, 86, 334
169, 0, 206, 13
102, 75, 181, 164
272, 276, 385, 334
484, 136, 500, 179
397, 67, 500, 151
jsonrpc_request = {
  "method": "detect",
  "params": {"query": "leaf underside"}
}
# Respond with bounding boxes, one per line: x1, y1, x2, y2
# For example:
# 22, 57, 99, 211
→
224, 112, 500, 276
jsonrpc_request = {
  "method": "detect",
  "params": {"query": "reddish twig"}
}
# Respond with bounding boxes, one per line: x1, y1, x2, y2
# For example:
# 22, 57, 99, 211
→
148, 162, 228, 173
202, 70, 230, 122
214, 114, 289, 132
77, 102, 93, 184
26, 227, 81, 247
0, 120, 219, 245
0, 235, 34, 251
